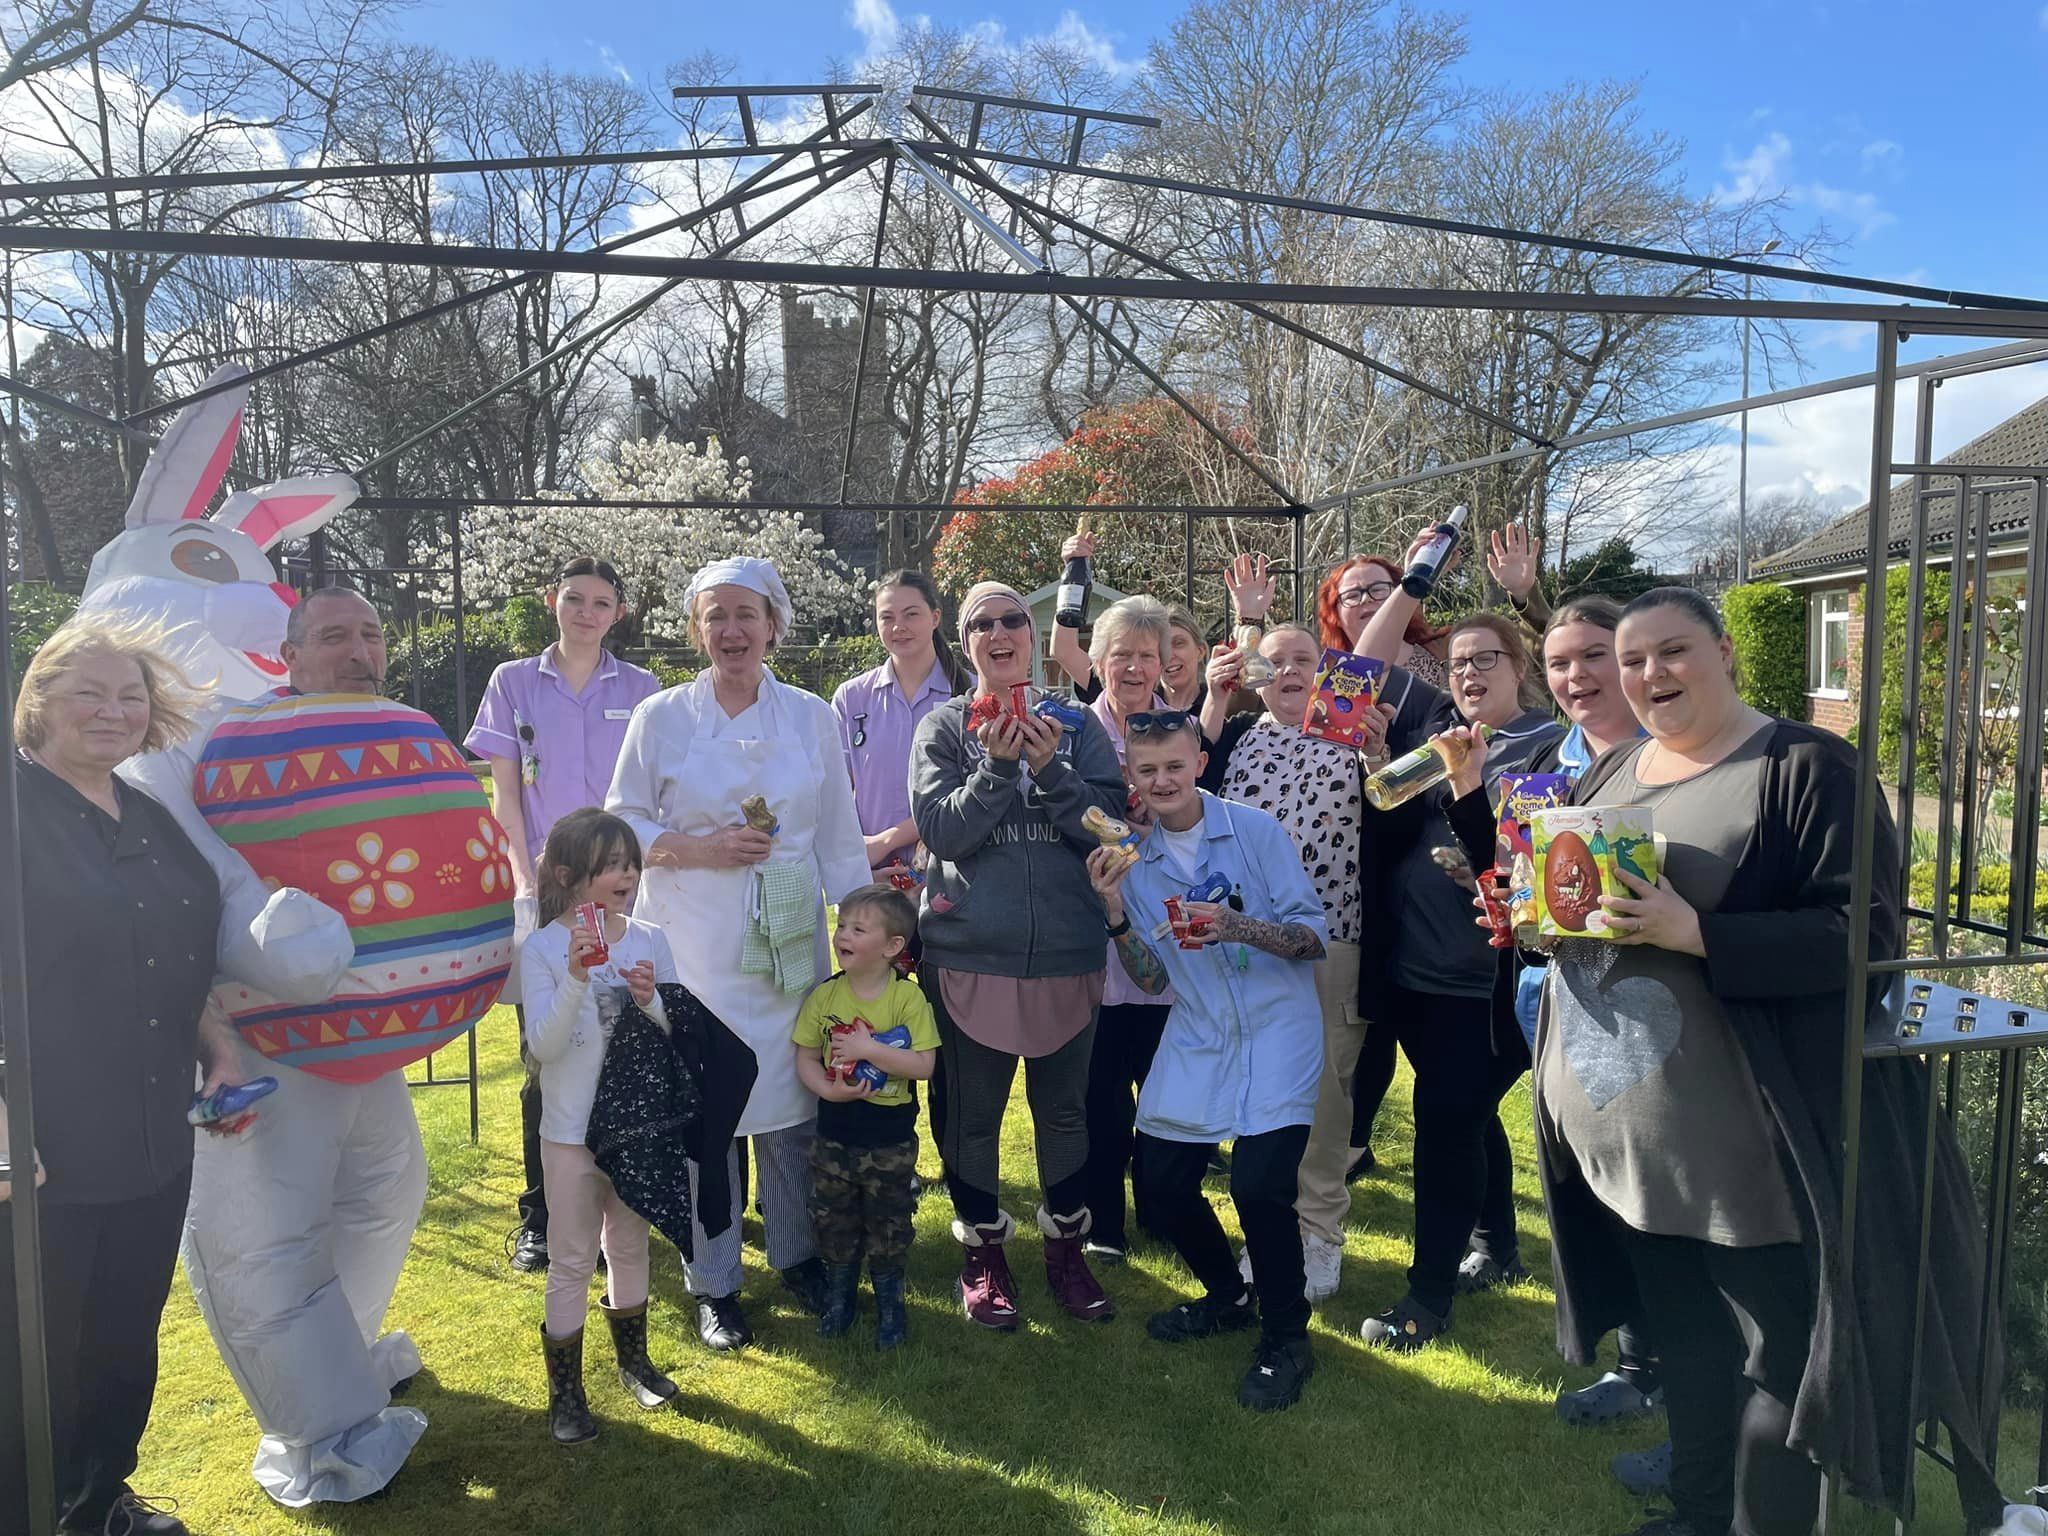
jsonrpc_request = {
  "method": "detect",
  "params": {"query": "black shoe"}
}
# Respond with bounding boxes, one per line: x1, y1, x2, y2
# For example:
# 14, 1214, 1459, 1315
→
871, 1267, 908, 1352
1453, 1250, 1529, 1296
1344, 1146, 1377, 1183
780, 1256, 832, 1316
1147, 1290, 1258, 1343
509, 1225, 549, 1274
1360, 1293, 1449, 1353
1236, 1337, 1314, 1412
82, 1490, 187, 1535
696, 1293, 753, 1351
816, 1262, 861, 1339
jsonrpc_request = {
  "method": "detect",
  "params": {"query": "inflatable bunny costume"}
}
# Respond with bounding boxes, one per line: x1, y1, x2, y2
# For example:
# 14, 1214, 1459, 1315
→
100, 366, 479, 1506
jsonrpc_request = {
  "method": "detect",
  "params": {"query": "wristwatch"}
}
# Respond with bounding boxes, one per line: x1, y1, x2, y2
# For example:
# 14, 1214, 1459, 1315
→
1105, 914, 1131, 938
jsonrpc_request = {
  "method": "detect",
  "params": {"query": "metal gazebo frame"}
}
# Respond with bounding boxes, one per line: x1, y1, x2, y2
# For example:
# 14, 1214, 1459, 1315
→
5, 80, 2048, 1536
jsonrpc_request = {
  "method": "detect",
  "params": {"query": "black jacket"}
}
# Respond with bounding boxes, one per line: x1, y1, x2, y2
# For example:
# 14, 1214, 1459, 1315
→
1534, 719, 2002, 1524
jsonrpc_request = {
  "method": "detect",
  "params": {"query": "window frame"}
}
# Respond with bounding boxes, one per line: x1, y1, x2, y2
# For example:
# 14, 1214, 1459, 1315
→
1808, 588, 1852, 698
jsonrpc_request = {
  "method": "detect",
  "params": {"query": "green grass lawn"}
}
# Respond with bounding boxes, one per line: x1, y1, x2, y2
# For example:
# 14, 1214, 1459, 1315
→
136, 1012, 2035, 1536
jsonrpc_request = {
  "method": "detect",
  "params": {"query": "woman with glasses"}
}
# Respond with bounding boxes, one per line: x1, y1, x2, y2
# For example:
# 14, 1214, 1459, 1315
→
1192, 621, 1392, 1306
1049, 527, 1221, 714
910, 582, 1128, 1329
831, 570, 973, 879
1314, 551, 1452, 688
1351, 609, 1561, 1351
1072, 596, 1180, 1266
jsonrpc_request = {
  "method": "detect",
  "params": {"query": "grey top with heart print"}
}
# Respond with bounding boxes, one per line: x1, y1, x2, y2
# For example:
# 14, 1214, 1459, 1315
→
1537, 729, 1799, 1248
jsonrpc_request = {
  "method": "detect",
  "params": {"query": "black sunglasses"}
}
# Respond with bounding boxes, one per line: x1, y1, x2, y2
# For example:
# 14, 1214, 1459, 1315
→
1127, 709, 1196, 737
964, 610, 1032, 636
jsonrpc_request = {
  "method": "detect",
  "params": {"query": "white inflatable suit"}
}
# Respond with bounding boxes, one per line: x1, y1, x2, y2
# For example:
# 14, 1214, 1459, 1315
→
95, 367, 432, 1505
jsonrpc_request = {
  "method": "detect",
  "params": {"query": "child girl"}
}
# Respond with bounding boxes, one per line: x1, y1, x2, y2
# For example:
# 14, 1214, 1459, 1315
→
519, 807, 681, 1445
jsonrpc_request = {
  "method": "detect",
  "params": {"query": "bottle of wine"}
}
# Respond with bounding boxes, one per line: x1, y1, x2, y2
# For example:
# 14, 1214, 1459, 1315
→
1363, 723, 1488, 811
1401, 503, 1470, 598
1055, 515, 1093, 629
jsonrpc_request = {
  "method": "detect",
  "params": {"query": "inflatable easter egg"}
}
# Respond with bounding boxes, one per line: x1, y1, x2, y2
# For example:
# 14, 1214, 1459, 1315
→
194, 690, 516, 1081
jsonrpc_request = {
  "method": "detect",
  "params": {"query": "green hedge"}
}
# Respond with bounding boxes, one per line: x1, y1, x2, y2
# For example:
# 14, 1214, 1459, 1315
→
5, 584, 81, 700
1906, 860, 2048, 933
1722, 581, 1807, 719
1871, 566, 1949, 793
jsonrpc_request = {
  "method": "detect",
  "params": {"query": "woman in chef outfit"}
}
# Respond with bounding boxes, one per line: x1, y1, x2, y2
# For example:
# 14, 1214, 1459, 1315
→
607, 556, 870, 1350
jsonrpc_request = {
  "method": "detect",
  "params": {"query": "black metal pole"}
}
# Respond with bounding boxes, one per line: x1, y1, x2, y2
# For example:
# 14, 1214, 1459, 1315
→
448, 515, 479, 1146
838, 153, 897, 510
1821, 317, 1895, 1536
1, 452, 60, 1536
1183, 509, 1195, 608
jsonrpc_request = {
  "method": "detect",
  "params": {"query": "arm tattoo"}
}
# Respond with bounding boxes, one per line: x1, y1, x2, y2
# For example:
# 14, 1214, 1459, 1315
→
1214, 910, 1326, 960
1112, 928, 1170, 995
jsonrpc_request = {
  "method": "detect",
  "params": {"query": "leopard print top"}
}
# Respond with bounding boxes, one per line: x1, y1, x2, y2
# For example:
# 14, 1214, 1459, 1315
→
1218, 714, 1364, 944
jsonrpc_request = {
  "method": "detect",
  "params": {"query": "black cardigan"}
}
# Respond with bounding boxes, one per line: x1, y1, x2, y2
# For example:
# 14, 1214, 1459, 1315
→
1534, 719, 2003, 1525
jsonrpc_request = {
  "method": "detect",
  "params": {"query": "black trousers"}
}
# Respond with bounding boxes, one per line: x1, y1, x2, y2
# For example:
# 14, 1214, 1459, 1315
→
516, 1016, 548, 1233
1390, 984, 1528, 1316
1138, 1125, 1311, 1344
1616, 1223, 1816, 1536
0, 1169, 191, 1531
1080, 1002, 1170, 1248
1348, 1011, 1399, 1147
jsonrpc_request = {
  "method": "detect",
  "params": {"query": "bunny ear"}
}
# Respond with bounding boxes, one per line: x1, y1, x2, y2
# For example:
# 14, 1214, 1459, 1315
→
213, 473, 358, 552
124, 365, 253, 529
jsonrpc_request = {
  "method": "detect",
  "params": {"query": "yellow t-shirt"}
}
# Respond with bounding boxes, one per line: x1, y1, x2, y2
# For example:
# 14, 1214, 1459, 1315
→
791, 972, 940, 1110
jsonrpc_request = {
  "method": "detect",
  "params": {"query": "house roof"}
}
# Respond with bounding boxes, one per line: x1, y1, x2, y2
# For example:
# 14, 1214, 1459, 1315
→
1753, 391, 2048, 579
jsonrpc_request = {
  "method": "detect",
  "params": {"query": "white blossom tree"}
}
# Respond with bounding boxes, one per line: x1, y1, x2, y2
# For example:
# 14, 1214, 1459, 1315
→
454, 434, 870, 641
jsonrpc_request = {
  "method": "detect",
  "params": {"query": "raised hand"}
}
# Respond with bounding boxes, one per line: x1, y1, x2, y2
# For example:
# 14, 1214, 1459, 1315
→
1224, 552, 1277, 623
1062, 529, 1099, 563
1206, 642, 1245, 695
1488, 525, 1542, 599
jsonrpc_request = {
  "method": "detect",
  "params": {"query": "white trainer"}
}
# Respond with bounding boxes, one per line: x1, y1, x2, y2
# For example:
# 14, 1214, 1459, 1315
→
1302, 1234, 1343, 1303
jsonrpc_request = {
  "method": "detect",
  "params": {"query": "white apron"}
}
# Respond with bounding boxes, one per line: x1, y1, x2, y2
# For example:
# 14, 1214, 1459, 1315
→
634, 695, 828, 1136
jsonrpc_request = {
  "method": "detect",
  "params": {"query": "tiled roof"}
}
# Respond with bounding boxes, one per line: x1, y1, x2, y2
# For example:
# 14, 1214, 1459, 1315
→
1753, 391, 2048, 578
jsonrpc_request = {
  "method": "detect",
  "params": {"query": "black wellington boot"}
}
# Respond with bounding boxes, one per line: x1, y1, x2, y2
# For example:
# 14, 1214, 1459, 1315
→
541, 1325, 597, 1445
871, 1267, 908, 1351
600, 1295, 678, 1409
816, 1262, 861, 1339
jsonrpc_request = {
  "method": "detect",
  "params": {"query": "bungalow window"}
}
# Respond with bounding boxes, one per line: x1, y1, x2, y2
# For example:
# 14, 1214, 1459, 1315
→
1808, 590, 1851, 694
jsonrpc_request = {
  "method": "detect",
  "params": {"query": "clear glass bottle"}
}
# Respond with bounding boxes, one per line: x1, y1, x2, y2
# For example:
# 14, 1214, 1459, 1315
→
1233, 623, 1276, 687
1362, 724, 1487, 811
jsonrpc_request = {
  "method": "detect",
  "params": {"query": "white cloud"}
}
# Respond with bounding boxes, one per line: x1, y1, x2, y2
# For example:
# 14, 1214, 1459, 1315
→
1859, 138, 1903, 176
849, 0, 903, 52
2039, 3, 2048, 30
1713, 132, 1792, 206
588, 42, 632, 86
1048, 11, 1144, 77
1798, 179, 1894, 240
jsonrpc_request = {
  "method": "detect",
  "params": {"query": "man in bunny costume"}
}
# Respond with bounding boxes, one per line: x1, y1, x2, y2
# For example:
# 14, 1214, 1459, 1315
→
94, 367, 513, 1506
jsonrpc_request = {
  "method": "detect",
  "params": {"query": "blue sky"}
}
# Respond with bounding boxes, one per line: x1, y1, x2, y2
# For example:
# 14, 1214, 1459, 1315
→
393, 0, 2048, 513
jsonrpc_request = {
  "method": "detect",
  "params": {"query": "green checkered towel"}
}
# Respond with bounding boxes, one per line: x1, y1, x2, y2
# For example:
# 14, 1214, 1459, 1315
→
741, 859, 819, 994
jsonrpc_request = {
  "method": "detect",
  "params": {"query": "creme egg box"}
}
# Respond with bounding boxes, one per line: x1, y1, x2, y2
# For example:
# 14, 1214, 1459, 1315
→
1531, 805, 1658, 940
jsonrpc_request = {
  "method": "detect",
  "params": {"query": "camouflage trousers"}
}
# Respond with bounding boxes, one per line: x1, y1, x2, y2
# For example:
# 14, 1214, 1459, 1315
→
809, 1135, 918, 1268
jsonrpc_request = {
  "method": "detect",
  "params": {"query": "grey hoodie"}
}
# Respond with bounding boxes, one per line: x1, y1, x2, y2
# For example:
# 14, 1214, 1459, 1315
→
910, 697, 1127, 980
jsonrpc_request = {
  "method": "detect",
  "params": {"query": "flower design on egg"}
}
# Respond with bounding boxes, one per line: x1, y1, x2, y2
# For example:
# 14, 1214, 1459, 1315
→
465, 816, 514, 894
326, 832, 420, 916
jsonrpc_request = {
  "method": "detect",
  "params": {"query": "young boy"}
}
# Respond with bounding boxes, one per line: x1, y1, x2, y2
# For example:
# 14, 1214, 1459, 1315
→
1087, 710, 1329, 1411
792, 884, 940, 1350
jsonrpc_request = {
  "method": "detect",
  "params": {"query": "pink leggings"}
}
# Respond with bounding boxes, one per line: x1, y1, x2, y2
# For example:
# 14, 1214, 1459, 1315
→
540, 1140, 650, 1338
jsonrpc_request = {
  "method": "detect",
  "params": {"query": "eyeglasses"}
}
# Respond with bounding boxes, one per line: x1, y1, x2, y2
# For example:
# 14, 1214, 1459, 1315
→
964, 611, 1032, 636
1448, 650, 1510, 675
1336, 580, 1396, 608
1126, 709, 1196, 737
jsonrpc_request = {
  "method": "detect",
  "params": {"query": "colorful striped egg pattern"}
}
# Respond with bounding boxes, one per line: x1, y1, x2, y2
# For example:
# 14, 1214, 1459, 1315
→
194, 690, 515, 1082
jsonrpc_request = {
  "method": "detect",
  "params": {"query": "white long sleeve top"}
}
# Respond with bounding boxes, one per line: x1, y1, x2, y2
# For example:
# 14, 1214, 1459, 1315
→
517, 914, 677, 1144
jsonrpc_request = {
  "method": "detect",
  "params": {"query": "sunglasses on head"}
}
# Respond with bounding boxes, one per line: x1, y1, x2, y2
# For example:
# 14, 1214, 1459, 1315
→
1126, 709, 1196, 737
964, 610, 1032, 636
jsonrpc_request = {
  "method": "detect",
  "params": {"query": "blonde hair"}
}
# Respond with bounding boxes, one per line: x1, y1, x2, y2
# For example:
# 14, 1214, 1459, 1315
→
1088, 594, 1174, 667
14, 613, 205, 754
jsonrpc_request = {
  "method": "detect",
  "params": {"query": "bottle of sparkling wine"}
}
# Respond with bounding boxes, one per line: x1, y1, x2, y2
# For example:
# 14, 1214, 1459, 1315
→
1363, 723, 1488, 811
1401, 504, 1470, 599
1055, 515, 1093, 629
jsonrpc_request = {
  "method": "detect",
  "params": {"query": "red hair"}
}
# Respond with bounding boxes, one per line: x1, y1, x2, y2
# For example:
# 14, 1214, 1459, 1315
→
1315, 556, 1449, 653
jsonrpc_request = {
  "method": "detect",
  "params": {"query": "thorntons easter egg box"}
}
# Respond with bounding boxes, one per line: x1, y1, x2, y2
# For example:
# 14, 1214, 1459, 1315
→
1531, 805, 1658, 940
